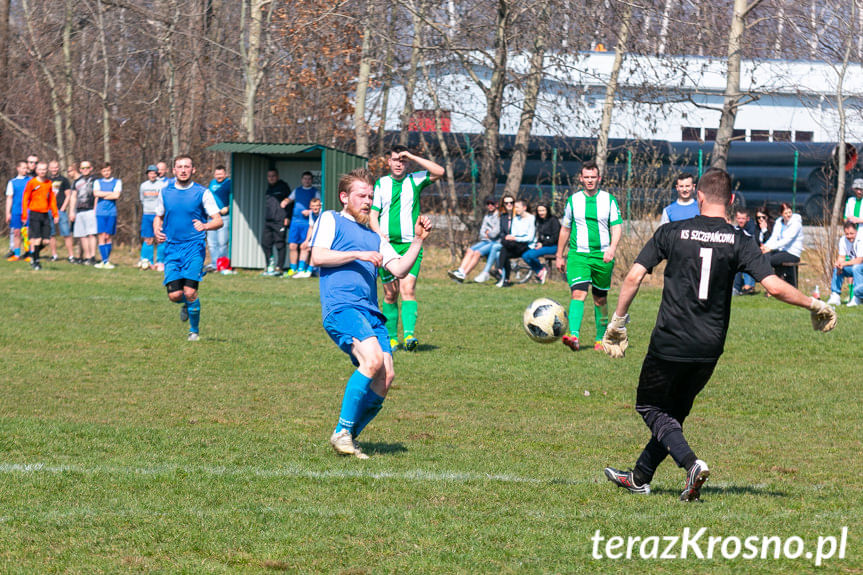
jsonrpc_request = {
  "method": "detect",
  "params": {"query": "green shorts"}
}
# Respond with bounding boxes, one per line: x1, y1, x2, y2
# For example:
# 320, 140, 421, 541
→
379, 241, 423, 284
566, 251, 614, 292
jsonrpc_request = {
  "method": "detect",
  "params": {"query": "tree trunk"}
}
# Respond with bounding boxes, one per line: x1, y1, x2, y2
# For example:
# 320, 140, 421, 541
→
399, 0, 424, 145
831, 5, 854, 228
354, 20, 372, 157
503, 21, 546, 199
241, 0, 270, 142
657, 0, 673, 55
479, 0, 509, 202
596, 1, 631, 176
62, 0, 76, 167
0, 0, 9, 152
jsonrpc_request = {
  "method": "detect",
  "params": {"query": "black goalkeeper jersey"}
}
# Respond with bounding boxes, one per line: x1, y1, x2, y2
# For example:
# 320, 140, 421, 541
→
636, 215, 775, 362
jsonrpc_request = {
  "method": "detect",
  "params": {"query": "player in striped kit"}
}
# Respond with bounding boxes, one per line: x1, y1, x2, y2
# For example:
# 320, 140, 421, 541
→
555, 160, 622, 351
370, 146, 444, 351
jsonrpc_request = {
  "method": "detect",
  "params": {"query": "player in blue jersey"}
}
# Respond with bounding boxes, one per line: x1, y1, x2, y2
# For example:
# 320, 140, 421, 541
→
5, 160, 31, 260
93, 163, 123, 269
153, 155, 223, 341
310, 168, 432, 459
286, 171, 320, 277
138, 165, 163, 269
206, 165, 232, 272
659, 172, 699, 225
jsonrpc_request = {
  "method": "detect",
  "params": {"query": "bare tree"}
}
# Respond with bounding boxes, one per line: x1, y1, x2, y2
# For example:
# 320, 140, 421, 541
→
354, 4, 374, 157
595, 0, 632, 175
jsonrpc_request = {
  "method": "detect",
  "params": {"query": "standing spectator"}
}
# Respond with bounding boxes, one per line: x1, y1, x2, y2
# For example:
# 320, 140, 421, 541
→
25, 154, 39, 177
556, 160, 622, 352
262, 168, 290, 275
154, 155, 222, 341
761, 202, 803, 286
5, 160, 31, 260
21, 162, 58, 270
72, 161, 98, 265
659, 172, 699, 224
138, 165, 162, 269
845, 178, 863, 231
370, 145, 444, 352
297, 196, 322, 277
93, 163, 122, 269
206, 165, 232, 272
827, 221, 863, 306
732, 208, 758, 295
522, 202, 561, 284
286, 171, 320, 277
754, 206, 773, 247
156, 161, 170, 183
48, 160, 74, 262
65, 163, 80, 260
448, 196, 501, 282
496, 199, 536, 287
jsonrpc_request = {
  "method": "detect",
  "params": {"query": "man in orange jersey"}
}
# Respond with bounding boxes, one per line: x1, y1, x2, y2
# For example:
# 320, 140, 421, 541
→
21, 162, 58, 270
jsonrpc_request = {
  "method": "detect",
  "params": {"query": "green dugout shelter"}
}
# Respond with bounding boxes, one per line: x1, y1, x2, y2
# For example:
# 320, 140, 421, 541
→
206, 142, 367, 269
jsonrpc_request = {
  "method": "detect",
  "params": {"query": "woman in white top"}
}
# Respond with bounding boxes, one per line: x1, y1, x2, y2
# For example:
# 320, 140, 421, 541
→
761, 202, 803, 285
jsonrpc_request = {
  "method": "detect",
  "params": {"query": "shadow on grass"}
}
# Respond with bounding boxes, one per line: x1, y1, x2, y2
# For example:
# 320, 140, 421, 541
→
650, 485, 787, 498
361, 442, 408, 455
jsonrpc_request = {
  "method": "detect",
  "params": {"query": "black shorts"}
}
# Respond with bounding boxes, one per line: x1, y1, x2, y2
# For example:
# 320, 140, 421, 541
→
28, 212, 53, 241
635, 353, 717, 420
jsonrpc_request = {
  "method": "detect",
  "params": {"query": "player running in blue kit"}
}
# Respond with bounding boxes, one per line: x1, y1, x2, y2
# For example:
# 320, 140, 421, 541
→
310, 168, 432, 459
286, 171, 320, 277
153, 155, 223, 341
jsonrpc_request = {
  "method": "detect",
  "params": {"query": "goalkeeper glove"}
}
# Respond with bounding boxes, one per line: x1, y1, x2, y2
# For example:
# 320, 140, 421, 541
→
809, 298, 837, 333
601, 312, 630, 358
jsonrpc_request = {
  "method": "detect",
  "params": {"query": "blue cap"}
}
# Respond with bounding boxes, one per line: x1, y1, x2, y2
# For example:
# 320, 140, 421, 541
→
146, 164, 158, 173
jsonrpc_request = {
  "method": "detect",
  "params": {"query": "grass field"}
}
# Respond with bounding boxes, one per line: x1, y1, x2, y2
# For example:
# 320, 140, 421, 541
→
0, 252, 860, 574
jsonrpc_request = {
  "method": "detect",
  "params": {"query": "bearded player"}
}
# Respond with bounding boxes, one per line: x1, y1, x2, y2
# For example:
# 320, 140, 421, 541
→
311, 168, 432, 459
601, 168, 836, 501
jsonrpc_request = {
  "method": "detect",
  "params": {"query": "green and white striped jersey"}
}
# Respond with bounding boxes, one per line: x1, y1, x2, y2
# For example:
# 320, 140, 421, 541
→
372, 171, 431, 243
561, 189, 622, 254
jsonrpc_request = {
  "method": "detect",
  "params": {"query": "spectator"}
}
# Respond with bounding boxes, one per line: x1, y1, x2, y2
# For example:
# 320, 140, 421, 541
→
65, 163, 80, 260
206, 165, 232, 272
21, 161, 58, 270
25, 154, 38, 177
48, 160, 74, 262
262, 168, 290, 275
5, 160, 31, 260
93, 163, 122, 269
447, 196, 501, 282
845, 178, 863, 231
286, 171, 320, 277
827, 220, 863, 306
755, 206, 773, 247
72, 161, 98, 265
522, 202, 560, 284
761, 202, 803, 286
496, 198, 536, 287
296, 196, 322, 278
659, 172, 699, 224
732, 208, 757, 295
475, 195, 514, 283
138, 165, 162, 269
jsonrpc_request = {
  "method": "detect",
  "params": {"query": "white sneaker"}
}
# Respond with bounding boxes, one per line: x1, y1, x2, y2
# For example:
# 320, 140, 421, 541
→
474, 271, 489, 283
447, 269, 466, 282
847, 296, 862, 307
352, 439, 370, 460
187, 332, 199, 341
329, 429, 357, 456
293, 270, 312, 278
103, 262, 115, 269
138, 259, 150, 269
827, 293, 842, 306
94, 261, 104, 269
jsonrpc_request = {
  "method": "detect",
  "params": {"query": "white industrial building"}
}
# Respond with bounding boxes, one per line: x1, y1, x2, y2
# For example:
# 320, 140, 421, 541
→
367, 51, 863, 144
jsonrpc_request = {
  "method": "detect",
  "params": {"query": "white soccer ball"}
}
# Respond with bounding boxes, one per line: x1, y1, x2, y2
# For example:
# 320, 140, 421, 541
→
523, 298, 568, 343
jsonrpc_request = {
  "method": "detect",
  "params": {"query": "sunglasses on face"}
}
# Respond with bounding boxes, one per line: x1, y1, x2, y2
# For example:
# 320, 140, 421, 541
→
503, 200, 514, 205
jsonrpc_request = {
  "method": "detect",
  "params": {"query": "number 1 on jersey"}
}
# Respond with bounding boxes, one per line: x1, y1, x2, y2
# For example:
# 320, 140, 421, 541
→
698, 247, 713, 300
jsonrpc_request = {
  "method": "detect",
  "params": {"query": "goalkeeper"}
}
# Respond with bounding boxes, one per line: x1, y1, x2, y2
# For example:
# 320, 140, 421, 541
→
601, 168, 836, 502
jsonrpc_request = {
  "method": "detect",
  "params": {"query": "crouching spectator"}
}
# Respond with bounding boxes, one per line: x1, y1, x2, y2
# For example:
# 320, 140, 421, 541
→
521, 202, 560, 284
827, 220, 863, 306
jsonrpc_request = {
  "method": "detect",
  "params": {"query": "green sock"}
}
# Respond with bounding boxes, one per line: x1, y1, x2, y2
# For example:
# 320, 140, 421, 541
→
382, 301, 399, 340
568, 299, 584, 338
402, 300, 418, 338
594, 302, 608, 341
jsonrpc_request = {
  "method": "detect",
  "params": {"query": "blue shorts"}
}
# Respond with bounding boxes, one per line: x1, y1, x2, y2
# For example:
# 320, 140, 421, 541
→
324, 307, 392, 366
141, 214, 156, 239
58, 211, 72, 236
163, 241, 206, 285
97, 215, 116, 235
288, 219, 309, 244
10, 212, 22, 230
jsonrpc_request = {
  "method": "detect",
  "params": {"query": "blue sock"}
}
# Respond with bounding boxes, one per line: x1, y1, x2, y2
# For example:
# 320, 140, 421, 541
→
140, 243, 147, 260
187, 298, 201, 333
99, 244, 109, 262
353, 389, 385, 438
290, 263, 297, 272
335, 370, 373, 434
14, 248, 20, 256
146, 243, 154, 262
298, 261, 307, 272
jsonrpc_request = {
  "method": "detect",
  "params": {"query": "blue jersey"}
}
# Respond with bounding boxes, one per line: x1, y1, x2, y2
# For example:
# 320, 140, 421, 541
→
311, 210, 399, 321
662, 200, 700, 223
209, 177, 232, 210
6, 175, 31, 216
94, 178, 122, 216
290, 186, 320, 221
155, 182, 219, 244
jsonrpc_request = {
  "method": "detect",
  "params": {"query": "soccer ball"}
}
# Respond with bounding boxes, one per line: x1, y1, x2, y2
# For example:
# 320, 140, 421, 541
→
523, 298, 568, 343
